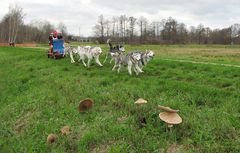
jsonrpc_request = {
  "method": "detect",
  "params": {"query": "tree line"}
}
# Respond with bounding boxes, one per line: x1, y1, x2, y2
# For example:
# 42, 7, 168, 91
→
1, 5, 240, 45
0, 5, 68, 44
93, 15, 240, 45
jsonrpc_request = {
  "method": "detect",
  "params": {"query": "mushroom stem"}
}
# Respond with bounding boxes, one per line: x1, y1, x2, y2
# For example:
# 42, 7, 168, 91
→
168, 124, 173, 128
165, 124, 173, 132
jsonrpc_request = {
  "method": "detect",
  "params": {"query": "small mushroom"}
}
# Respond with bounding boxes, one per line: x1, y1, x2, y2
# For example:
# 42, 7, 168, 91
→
159, 111, 182, 127
47, 134, 57, 143
135, 98, 148, 127
158, 105, 179, 113
135, 98, 147, 105
61, 125, 70, 135
78, 99, 93, 112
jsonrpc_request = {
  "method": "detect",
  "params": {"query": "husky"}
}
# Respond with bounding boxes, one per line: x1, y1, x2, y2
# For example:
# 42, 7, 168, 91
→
103, 39, 125, 64
63, 43, 71, 57
65, 46, 79, 63
77, 46, 103, 67
137, 50, 155, 69
111, 52, 143, 75
66, 45, 103, 67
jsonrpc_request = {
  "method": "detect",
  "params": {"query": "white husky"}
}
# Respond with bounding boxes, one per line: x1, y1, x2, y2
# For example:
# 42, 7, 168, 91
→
77, 46, 103, 67
65, 46, 78, 63
67, 45, 103, 67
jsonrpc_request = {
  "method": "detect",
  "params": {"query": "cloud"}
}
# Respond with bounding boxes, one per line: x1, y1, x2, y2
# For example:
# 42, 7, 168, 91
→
0, 0, 240, 36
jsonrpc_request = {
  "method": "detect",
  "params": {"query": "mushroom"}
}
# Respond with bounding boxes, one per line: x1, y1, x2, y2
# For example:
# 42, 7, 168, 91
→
135, 98, 147, 105
47, 134, 57, 143
158, 105, 179, 113
158, 105, 182, 128
135, 98, 148, 127
61, 125, 70, 135
78, 99, 93, 112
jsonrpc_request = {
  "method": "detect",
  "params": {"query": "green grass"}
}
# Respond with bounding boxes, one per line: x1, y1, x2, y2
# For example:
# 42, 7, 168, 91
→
0, 45, 240, 153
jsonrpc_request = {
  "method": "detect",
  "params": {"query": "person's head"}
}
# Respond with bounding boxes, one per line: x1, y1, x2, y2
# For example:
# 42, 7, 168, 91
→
53, 30, 58, 38
57, 32, 63, 39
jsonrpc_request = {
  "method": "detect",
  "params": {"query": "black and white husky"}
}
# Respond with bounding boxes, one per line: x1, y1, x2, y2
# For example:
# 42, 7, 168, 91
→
111, 52, 143, 75
111, 50, 155, 75
103, 39, 125, 63
64, 46, 78, 63
137, 50, 155, 69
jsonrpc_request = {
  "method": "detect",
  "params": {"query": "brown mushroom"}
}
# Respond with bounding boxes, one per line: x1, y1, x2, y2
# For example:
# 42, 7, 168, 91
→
158, 105, 179, 113
135, 98, 147, 105
135, 98, 148, 127
78, 99, 93, 112
159, 111, 182, 127
61, 125, 70, 135
47, 134, 57, 143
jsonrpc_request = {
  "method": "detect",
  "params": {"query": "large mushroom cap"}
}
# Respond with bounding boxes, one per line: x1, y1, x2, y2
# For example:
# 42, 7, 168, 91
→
135, 98, 147, 105
159, 112, 182, 125
158, 105, 179, 113
78, 99, 93, 112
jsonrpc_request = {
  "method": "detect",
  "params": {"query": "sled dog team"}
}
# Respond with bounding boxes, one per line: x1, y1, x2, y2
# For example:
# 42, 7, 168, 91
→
64, 39, 155, 75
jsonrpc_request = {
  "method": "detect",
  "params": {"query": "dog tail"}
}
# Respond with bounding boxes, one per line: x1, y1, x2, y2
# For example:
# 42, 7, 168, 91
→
107, 39, 113, 50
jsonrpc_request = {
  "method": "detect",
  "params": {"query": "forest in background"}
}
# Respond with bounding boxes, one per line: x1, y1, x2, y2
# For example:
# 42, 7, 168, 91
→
1, 5, 240, 44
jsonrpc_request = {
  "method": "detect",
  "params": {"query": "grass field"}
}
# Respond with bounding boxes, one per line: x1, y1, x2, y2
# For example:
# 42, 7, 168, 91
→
0, 44, 240, 153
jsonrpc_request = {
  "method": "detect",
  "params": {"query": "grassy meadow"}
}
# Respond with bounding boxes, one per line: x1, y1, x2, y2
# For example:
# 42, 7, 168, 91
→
0, 44, 240, 153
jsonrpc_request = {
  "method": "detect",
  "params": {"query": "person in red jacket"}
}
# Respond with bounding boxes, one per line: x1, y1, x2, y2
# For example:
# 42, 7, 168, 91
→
53, 30, 58, 39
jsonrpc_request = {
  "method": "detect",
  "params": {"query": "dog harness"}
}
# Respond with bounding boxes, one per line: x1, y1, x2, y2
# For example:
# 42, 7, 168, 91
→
141, 53, 146, 66
129, 53, 138, 64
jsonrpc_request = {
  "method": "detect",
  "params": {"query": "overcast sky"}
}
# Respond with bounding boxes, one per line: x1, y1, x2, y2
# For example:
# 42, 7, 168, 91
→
1, 0, 240, 36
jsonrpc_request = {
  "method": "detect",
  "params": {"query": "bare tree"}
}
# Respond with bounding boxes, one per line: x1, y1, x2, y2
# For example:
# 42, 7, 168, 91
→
7, 4, 25, 44
90, 15, 240, 45
105, 19, 110, 38
111, 17, 117, 38
138, 16, 148, 42
28, 19, 54, 43
176, 23, 188, 43
118, 15, 128, 41
161, 17, 178, 43
129, 16, 137, 41
189, 26, 196, 43
196, 24, 205, 44
0, 6, 69, 44
0, 15, 10, 42
93, 15, 106, 43
204, 27, 211, 44
151, 21, 162, 40
58, 22, 68, 38
230, 24, 240, 44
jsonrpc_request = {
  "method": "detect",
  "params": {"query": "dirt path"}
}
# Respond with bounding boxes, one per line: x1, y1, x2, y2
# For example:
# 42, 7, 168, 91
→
20, 46, 48, 50
163, 58, 240, 68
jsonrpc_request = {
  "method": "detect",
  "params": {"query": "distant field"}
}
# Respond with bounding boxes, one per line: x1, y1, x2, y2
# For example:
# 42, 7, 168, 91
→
0, 45, 239, 152
52, 42, 240, 65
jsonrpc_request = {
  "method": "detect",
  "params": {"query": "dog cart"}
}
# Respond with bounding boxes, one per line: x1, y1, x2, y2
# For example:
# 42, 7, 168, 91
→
47, 31, 65, 59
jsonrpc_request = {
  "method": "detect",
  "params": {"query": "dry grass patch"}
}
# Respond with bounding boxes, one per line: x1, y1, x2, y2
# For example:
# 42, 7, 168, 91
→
13, 111, 34, 134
